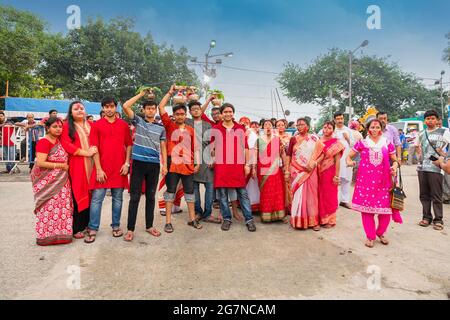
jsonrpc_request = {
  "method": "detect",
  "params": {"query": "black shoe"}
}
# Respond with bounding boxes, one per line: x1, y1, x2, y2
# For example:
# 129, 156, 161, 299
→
221, 220, 232, 231
246, 220, 256, 232
339, 202, 352, 209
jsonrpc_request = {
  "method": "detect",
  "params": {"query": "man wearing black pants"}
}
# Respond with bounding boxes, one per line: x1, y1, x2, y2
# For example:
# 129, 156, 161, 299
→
122, 89, 168, 242
415, 109, 450, 231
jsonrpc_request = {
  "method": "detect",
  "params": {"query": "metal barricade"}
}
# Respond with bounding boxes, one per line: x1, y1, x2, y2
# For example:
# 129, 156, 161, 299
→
0, 124, 35, 174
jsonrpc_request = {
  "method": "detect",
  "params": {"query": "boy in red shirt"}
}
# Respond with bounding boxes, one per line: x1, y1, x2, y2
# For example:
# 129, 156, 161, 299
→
210, 103, 256, 232
159, 85, 202, 233
84, 97, 132, 243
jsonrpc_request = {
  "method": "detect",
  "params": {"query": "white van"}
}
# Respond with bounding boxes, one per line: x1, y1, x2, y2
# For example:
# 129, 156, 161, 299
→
390, 120, 423, 133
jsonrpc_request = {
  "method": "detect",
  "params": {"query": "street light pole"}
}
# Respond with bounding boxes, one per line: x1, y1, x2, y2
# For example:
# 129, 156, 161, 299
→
348, 40, 369, 122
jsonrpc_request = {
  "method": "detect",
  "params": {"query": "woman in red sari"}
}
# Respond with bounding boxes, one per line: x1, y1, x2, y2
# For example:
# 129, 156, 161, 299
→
318, 121, 344, 228
285, 118, 324, 230
61, 101, 98, 239
31, 118, 73, 246
255, 120, 286, 222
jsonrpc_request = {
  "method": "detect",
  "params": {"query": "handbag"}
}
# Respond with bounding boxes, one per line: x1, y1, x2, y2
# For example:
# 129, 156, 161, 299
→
390, 166, 407, 211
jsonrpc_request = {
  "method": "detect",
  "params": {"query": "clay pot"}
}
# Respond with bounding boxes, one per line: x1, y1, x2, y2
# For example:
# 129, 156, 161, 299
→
187, 94, 199, 101
212, 99, 223, 107
172, 95, 186, 105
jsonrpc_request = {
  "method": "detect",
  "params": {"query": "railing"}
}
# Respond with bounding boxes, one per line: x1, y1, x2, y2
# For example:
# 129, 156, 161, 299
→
0, 124, 45, 174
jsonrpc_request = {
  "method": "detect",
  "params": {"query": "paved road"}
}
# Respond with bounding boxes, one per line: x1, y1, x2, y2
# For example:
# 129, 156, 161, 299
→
0, 165, 449, 299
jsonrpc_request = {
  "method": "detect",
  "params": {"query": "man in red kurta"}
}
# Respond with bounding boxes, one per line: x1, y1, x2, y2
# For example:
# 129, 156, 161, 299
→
85, 97, 132, 243
210, 103, 256, 232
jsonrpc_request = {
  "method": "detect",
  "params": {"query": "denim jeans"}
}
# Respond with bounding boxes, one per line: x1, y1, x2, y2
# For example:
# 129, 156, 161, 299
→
88, 188, 124, 231
217, 188, 253, 223
194, 181, 214, 218
2, 146, 15, 172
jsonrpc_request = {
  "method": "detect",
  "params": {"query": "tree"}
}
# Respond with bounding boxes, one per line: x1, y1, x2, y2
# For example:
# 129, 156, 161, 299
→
278, 48, 428, 120
0, 5, 47, 96
38, 17, 199, 102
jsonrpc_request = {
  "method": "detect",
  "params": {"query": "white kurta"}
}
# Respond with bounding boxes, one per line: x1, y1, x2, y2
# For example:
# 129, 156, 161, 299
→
334, 126, 354, 181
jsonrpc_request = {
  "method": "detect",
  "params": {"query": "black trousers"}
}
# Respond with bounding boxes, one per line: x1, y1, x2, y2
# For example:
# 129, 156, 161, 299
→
418, 171, 444, 223
72, 192, 90, 234
127, 160, 160, 231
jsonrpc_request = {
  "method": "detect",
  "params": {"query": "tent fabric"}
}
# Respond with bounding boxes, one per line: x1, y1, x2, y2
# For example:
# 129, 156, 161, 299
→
4, 97, 105, 118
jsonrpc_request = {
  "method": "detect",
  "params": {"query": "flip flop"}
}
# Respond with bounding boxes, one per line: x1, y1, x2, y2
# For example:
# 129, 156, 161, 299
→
433, 223, 444, 231
419, 220, 431, 227
146, 228, 161, 237
187, 220, 203, 229
112, 228, 124, 238
73, 232, 85, 239
84, 232, 96, 244
123, 231, 134, 242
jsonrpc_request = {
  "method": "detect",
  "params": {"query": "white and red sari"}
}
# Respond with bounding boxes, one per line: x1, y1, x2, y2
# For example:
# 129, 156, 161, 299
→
31, 139, 73, 246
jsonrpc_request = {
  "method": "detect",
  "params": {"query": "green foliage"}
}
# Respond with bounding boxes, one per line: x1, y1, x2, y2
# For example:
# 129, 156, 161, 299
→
278, 48, 433, 120
207, 89, 225, 100
0, 5, 47, 96
38, 17, 199, 102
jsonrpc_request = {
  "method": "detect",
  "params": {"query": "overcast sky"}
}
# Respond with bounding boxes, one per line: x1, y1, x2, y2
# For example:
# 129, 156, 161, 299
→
2, 0, 449, 121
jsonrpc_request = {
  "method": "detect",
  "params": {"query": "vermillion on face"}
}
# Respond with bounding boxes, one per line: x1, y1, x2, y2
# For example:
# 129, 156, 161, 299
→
323, 124, 334, 137
72, 103, 86, 121
48, 122, 63, 137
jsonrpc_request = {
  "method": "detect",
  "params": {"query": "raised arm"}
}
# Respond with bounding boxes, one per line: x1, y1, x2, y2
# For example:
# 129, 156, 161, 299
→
158, 85, 176, 116
123, 90, 146, 119
201, 95, 214, 114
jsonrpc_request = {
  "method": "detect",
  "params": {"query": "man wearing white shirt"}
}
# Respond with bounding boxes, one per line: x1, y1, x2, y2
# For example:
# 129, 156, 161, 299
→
333, 112, 353, 209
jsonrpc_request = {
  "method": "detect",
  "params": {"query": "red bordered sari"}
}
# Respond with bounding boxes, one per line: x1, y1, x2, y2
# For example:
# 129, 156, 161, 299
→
31, 140, 73, 246
318, 138, 344, 226
257, 135, 286, 222
61, 121, 93, 212
289, 134, 324, 229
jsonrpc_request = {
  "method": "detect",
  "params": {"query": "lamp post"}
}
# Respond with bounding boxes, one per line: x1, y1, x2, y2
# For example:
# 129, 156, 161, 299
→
190, 40, 233, 95
434, 70, 446, 119
348, 40, 369, 121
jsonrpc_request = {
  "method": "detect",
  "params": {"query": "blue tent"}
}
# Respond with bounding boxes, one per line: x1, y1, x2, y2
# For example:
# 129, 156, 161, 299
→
3, 97, 104, 118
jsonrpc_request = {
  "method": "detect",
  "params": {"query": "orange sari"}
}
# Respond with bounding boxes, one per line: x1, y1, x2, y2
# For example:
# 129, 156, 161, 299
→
289, 134, 324, 229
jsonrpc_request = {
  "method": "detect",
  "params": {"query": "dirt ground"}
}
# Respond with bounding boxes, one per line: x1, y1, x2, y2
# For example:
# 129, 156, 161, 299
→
0, 165, 449, 300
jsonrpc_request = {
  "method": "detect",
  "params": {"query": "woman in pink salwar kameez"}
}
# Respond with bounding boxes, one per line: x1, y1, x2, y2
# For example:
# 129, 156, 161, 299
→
347, 119, 402, 248
318, 121, 344, 228
285, 118, 324, 230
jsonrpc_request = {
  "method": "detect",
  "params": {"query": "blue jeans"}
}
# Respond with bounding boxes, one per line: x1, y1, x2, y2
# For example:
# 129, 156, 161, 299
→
88, 188, 124, 231
217, 188, 253, 223
194, 181, 214, 219
2, 146, 15, 172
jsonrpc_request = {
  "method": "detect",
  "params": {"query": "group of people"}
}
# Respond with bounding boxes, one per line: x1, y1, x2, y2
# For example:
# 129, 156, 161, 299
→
26, 85, 449, 248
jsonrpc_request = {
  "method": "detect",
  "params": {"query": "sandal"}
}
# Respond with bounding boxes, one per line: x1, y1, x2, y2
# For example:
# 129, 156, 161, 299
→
112, 228, 124, 238
84, 231, 96, 244
313, 225, 321, 232
202, 216, 222, 224
419, 220, 431, 227
365, 239, 375, 248
123, 231, 134, 242
322, 224, 335, 229
164, 223, 174, 233
187, 220, 203, 230
73, 232, 85, 239
378, 235, 389, 245
433, 222, 444, 231
146, 227, 161, 237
